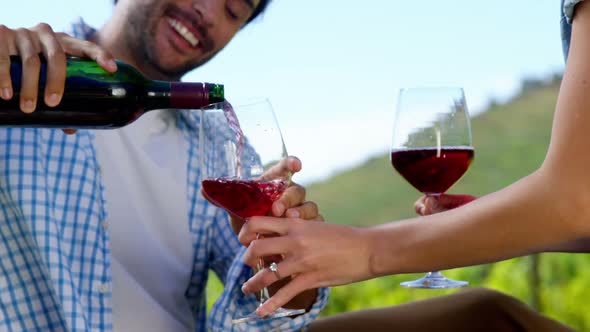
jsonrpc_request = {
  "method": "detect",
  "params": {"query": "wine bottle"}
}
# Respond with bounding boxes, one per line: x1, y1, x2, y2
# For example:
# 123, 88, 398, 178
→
0, 56, 224, 129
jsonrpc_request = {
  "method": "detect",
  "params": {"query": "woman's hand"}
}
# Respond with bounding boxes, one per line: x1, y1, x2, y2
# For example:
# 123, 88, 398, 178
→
238, 216, 372, 316
414, 194, 478, 216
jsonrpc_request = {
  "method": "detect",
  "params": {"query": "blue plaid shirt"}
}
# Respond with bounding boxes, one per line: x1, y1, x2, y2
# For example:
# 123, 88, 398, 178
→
0, 19, 329, 332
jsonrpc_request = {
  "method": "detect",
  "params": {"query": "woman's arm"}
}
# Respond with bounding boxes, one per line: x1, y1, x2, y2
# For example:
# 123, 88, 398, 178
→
236, 1, 590, 315
370, 1, 590, 276
415, 195, 590, 253
543, 237, 590, 252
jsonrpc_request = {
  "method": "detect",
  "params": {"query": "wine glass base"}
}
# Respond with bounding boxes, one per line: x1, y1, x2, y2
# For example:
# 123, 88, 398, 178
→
400, 272, 468, 289
232, 307, 307, 324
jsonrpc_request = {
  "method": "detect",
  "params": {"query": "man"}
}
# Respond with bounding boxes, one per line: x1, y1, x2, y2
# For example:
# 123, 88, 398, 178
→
0, 1, 328, 331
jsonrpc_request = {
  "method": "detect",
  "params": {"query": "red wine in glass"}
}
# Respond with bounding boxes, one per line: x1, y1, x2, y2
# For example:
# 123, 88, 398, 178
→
202, 101, 287, 219
391, 87, 473, 289
391, 147, 474, 195
202, 178, 288, 219
200, 98, 305, 323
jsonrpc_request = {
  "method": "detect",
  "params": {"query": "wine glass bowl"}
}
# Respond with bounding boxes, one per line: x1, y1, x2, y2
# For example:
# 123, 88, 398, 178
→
391, 87, 473, 289
201, 178, 288, 219
200, 98, 291, 219
199, 98, 305, 323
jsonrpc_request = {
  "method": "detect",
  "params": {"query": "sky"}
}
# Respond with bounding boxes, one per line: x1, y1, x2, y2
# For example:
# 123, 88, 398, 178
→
3, 0, 565, 184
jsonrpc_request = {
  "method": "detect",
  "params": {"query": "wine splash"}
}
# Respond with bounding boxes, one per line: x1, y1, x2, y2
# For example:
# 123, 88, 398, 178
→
202, 178, 288, 219
202, 100, 289, 217
222, 101, 244, 177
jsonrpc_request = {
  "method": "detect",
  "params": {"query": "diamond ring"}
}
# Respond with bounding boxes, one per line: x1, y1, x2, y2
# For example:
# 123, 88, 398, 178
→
269, 262, 282, 280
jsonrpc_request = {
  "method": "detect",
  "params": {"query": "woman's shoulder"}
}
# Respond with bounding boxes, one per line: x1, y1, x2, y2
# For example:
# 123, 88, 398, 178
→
564, 0, 586, 24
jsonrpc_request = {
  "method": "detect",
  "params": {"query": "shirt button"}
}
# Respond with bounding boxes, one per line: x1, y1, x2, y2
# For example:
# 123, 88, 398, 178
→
102, 220, 109, 230
95, 283, 110, 293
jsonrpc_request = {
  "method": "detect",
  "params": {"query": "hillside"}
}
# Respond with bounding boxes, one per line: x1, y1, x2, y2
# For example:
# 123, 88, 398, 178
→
308, 83, 556, 226
207, 81, 590, 330
305, 81, 590, 330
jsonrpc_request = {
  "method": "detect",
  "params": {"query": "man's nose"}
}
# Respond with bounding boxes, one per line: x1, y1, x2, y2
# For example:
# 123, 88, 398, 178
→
192, 0, 222, 26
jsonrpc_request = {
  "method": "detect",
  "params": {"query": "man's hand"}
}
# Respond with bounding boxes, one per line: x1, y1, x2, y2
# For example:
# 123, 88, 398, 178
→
226, 156, 324, 235
0, 22, 117, 133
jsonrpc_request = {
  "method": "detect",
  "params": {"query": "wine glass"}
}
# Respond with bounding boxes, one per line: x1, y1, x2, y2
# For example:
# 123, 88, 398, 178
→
391, 87, 473, 289
199, 98, 306, 323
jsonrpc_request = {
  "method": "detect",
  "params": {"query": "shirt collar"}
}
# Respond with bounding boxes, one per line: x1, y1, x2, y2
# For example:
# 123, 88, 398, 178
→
67, 17, 97, 40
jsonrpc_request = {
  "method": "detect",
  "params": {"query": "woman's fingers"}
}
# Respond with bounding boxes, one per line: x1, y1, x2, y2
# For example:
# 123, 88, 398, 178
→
242, 257, 298, 293
414, 196, 427, 215
238, 216, 294, 246
240, 220, 372, 316
414, 194, 478, 215
432, 194, 478, 209
255, 274, 316, 317
242, 235, 294, 267
242, 255, 318, 317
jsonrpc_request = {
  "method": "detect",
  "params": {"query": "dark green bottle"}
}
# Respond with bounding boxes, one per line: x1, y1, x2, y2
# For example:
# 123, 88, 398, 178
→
0, 56, 224, 129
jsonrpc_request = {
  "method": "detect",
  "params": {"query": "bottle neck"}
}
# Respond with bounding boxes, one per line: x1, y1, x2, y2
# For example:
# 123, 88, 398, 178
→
144, 81, 224, 111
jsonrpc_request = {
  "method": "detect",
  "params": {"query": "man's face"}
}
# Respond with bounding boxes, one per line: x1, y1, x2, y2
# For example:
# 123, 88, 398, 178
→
122, 0, 259, 78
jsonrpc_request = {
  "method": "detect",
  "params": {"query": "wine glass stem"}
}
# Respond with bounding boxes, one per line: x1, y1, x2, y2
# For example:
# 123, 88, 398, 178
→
425, 194, 442, 277
255, 233, 270, 305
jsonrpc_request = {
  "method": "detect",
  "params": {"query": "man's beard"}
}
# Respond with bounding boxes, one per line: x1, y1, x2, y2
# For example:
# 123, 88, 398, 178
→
124, 1, 209, 79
